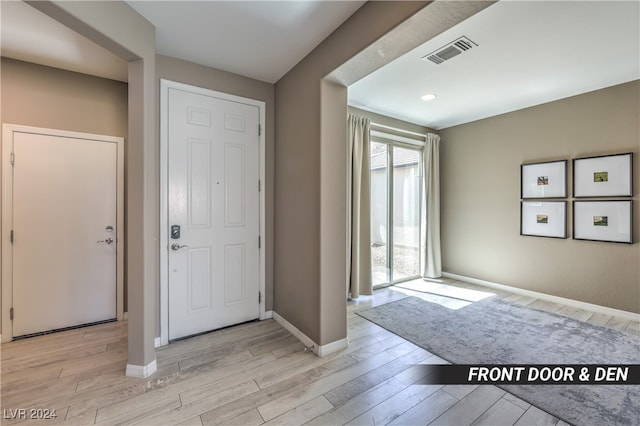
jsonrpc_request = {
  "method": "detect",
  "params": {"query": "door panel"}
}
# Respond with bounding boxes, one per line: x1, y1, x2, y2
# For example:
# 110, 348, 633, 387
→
168, 88, 260, 340
12, 132, 117, 336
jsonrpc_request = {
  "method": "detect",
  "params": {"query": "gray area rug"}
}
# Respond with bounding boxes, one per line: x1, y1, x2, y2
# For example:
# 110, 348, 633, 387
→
357, 295, 640, 426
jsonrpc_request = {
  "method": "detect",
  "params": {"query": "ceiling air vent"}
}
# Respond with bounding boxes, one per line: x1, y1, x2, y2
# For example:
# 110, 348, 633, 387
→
423, 36, 478, 65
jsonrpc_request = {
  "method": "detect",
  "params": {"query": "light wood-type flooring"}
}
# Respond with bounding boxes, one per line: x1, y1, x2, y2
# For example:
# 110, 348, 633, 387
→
2, 277, 638, 425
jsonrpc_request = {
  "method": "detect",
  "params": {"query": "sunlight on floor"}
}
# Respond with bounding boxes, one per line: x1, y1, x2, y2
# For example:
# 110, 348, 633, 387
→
391, 278, 496, 310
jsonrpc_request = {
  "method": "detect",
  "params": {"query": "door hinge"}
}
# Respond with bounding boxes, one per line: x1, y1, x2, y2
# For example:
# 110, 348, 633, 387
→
10, 230, 14, 244
258, 180, 261, 192
10, 152, 15, 166
258, 236, 261, 249
10, 307, 14, 321
258, 124, 262, 136
259, 292, 262, 304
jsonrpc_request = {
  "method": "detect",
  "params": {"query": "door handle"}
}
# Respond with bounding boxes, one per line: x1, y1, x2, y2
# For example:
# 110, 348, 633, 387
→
171, 243, 188, 251
97, 238, 114, 245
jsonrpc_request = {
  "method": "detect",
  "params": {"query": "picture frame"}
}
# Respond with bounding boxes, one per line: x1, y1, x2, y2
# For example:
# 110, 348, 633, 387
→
521, 201, 567, 239
573, 153, 633, 197
573, 200, 633, 244
521, 160, 567, 199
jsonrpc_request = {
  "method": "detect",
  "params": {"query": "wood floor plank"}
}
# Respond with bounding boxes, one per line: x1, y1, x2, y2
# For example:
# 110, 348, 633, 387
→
132, 380, 260, 426
344, 384, 442, 426
387, 388, 458, 426
271, 340, 306, 358
176, 348, 254, 374
585, 312, 612, 327
306, 378, 407, 426
324, 347, 432, 407
95, 394, 181, 425
528, 299, 563, 314
554, 305, 578, 318
262, 395, 333, 426
514, 406, 561, 425
88, 352, 276, 421
254, 349, 336, 390
569, 308, 593, 322
501, 392, 531, 411
441, 384, 478, 400
604, 316, 630, 332
429, 385, 505, 426
470, 397, 526, 426
625, 320, 640, 335
199, 354, 360, 425
394, 355, 448, 386
218, 409, 264, 426
257, 350, 398, 421
175, 416, 205, 426
179, 351, 310, 405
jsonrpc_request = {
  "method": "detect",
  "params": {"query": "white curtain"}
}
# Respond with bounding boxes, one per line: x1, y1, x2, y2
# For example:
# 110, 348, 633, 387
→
423, 133, 442, 278
348, 114, 372, 298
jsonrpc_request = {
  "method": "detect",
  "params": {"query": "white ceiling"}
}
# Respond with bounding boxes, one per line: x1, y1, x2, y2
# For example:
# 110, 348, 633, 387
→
0, 1, 129, 82
348, 1, 640, 130
1, 0, 364, 84
126, 0, 366, 83
2, 1, 638, 131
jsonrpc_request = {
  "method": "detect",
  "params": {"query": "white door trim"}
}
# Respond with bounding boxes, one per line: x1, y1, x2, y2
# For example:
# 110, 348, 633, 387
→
160, 79, 266, 346
1, 124, 125, 342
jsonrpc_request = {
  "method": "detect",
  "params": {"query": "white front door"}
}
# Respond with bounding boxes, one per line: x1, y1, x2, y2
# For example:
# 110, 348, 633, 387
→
167, 87, 260, 340
10, 131, 118, 337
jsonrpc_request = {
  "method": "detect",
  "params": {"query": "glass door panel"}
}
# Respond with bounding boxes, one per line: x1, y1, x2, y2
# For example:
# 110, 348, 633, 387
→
370, 142, 389, 286
392, 147, 421, 282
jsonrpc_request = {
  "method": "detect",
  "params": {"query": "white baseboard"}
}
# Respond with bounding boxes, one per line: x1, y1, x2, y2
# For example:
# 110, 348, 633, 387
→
272, 311, 348, 357
317, 337, 349, 356
126, 359, 157, 378
261, 310, 273, 320
443, 272, 639, 322
272, 311, 315, 350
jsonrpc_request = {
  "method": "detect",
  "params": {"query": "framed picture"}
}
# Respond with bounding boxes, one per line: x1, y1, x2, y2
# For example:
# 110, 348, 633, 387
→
573, 153, 633, 197
573, 200, 633, 243
521, 201, 567, 239
521, 160, 567, 199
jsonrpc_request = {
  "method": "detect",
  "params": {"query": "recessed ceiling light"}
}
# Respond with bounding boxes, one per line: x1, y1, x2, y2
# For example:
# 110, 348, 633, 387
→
421, 93, 437, 101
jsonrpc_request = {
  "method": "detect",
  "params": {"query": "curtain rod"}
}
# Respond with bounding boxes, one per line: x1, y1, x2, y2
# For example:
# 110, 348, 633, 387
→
370, 122, 427, 140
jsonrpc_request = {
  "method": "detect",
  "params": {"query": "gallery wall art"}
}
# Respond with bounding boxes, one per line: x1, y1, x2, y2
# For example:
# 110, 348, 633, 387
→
520, 152, 633, 243
573, 153, 633, 197
521, 160, 567, 199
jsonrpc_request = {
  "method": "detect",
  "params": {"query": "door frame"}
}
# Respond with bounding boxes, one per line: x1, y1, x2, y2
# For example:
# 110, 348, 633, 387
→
159, 80, 267, 346
1, 124, 125, 342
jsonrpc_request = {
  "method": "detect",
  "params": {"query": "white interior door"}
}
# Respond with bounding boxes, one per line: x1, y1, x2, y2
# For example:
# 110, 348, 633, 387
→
168, 87, 260, 340
11, 132, 118, 337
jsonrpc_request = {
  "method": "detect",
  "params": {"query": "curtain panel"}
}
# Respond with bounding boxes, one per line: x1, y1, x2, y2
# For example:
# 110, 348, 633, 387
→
348, 114, 372, 297
423, 133, 442, 278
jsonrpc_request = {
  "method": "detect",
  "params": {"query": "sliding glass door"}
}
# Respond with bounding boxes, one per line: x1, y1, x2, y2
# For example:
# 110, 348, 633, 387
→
370, 141, 422, 287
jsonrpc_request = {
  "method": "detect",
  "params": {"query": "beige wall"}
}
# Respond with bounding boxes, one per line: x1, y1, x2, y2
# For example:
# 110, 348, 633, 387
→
1, 58, 128, 136
440, 80, 640, 313
274, 1, 433, 346
155, 54, 276, 315
0, 57, 129, 328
